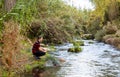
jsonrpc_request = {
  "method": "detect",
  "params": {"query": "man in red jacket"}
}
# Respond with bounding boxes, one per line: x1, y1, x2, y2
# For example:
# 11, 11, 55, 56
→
32, 36, 47, 59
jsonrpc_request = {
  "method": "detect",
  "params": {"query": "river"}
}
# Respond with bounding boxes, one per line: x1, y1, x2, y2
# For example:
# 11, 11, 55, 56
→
22, 40, 120, 77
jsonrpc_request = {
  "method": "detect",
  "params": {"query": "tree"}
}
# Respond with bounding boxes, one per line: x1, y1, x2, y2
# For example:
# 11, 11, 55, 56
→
4, 0, 16, 12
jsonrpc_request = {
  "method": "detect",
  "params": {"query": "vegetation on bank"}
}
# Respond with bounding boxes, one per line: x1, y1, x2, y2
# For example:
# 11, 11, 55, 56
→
89, 0, 120, 49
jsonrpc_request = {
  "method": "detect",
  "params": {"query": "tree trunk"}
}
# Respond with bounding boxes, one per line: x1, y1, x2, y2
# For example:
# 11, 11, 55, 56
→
4, 0, 16, 12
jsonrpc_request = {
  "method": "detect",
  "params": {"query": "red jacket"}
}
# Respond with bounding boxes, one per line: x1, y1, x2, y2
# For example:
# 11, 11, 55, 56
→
32, 41, 40, 53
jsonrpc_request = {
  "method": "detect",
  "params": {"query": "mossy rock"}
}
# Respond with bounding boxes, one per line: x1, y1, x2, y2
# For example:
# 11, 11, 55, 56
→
88, 41, 94, 44
74, 47, 82, 52
68, 48, 75, 52
68, 47, 82, 53
72, 41, 84, 46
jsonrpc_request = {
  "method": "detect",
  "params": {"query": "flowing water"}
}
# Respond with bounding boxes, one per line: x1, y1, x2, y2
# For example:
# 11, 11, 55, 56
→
23, 40, 120, 77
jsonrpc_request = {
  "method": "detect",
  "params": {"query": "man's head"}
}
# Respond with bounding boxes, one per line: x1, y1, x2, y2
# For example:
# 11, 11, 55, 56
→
37, 36, 43, 42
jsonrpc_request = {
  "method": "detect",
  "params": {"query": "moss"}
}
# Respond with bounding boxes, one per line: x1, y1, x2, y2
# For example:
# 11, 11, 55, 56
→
74, 47, 82, 52
72, 40, 84, 46
68, 47, 82, 53
0, 68, 16, 77
68, 48, 75, 52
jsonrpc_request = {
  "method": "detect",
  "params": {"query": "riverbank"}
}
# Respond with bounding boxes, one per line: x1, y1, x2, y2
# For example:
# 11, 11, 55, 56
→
0, 37, 57, 77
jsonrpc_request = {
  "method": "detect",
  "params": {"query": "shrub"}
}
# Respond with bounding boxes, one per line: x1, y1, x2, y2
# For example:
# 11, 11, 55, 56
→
95, 30, 106, 42
2, 21, 20, 70
115, 30, 120, 37
112, 37, 120, 46
103, 22, 118, 34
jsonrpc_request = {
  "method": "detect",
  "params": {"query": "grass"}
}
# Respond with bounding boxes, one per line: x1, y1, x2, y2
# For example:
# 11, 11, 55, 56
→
68, 46, 82, 53
72, 40, 84, 46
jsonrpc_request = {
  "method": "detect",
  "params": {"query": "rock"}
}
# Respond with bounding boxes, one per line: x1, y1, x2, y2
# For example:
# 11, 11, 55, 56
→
103, 35, 115, 42
81, 34, 94, 40
105, 37, 120, 46
88, 41, 94, 44
68, 48, 75, 52
59, 58, 65, 62
105, 38, 114, 45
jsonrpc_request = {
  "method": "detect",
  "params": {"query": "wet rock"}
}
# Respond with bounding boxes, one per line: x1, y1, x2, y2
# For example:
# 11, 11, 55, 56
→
104, 50, 110, 52
88, 41, 94, 44
59, 58, 66, 62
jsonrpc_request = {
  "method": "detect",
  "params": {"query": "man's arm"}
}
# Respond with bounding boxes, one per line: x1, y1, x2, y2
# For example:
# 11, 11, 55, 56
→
39, 47, 47, 52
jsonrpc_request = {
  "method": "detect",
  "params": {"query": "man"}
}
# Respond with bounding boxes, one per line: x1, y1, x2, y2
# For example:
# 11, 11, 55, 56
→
32, 36, 47, 59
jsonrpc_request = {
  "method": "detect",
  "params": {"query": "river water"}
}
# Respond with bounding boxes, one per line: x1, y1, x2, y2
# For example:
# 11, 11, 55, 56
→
23, 40, 120, 77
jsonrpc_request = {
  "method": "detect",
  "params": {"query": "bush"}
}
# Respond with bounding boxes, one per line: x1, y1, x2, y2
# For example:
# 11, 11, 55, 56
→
115, 30, 120, 37
103, 22, 118, 34
95, 30, 106, 42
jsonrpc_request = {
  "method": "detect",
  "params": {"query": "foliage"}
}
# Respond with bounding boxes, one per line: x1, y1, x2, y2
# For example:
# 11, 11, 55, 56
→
115, 30, 120, 37
26, 0, 84, 43
72, 40, 84, 46
103, 22, 118, 34
95, 30, 106, 42
0, 0, 39, 37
